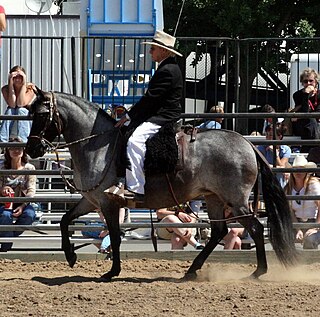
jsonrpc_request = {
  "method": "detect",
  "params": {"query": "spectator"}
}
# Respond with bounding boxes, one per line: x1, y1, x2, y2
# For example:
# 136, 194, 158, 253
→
81, 207, 128, 254
223, 228, 246, 249
260, 104, 285, 135
0, 137, 36, 252
0, 66, 35, 143
196, 105, 224, 130
257, 123, 291, 187
291, 68, 320, 148
284, 155, 320, 249
0, 4, 5, 62
156, 205, 204, 250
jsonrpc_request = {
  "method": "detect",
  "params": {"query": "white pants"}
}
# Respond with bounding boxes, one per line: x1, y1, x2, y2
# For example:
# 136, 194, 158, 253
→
126, 122, 161, 194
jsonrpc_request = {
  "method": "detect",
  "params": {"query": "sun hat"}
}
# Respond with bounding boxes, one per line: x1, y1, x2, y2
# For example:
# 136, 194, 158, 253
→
142, 30, 182, 57
292, 155, 317, 168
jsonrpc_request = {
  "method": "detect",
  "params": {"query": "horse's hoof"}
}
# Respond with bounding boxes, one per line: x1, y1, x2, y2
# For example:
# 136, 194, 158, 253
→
248, 268, 266, 280
67, 253, 77, 268
100, 272, 114, 282
183, 271, 197, 281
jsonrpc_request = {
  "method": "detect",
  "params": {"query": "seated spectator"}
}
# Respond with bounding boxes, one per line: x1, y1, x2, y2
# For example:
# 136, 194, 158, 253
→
221, 207, 246, 249
260, 104, 285, 135
257, 123, 291, 187
223, 228, 246, 249
156, 204, 204, 250
196, 105, 224, 130
0, 137, 36, 251
291, 68, 320, 152
81, 207, 128, 253
284, 155, 320, 249
0, 66, 35, 142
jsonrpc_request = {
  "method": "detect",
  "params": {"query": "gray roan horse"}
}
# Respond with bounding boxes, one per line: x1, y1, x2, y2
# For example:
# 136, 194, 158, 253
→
25, 89, 297, 281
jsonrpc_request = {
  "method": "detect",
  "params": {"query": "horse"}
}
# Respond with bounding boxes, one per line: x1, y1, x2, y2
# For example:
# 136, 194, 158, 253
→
25, 89, 297, 281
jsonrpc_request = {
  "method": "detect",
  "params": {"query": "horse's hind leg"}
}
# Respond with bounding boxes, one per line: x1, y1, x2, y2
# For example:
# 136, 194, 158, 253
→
238, 215, 267, 278
60, 198, 95, 268
185, 195, 227, 280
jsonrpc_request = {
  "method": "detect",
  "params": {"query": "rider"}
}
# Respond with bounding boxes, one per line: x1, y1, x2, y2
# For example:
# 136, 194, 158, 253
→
105, 30, 183, 204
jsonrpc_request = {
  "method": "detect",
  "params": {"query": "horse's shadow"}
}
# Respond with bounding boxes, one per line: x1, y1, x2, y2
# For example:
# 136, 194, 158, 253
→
32, 275, 185, 286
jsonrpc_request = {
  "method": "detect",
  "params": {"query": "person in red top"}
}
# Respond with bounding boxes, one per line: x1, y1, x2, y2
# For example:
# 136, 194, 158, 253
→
0, 5, 6, 62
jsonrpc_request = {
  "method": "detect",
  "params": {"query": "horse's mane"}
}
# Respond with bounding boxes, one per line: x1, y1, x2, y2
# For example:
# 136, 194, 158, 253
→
54, 92, 116, 123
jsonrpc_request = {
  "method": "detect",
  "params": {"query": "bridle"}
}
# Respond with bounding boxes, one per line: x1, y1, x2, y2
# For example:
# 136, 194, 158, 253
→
28, 91, 121, 193
28, 91, 63, 152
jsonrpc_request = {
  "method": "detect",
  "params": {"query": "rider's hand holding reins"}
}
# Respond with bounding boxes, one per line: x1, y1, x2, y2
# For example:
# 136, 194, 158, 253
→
115, 115, 129, 128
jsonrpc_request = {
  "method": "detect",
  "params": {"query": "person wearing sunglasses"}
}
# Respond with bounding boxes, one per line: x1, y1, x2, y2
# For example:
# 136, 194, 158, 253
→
284, 155, 320, 249
0, 137, 36, 252
291, 68, 320, 148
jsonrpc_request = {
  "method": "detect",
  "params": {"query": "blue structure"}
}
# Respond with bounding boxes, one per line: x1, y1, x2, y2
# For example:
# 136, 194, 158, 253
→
81, 0, 164, 109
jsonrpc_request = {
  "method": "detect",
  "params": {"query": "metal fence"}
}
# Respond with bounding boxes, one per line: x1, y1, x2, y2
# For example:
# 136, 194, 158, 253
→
2, 35, 320, 135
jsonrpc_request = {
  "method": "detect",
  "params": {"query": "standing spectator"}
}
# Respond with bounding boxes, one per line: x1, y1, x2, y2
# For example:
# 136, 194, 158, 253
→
156, 206, 204, 250
196, 105, 224, 130
0, 137, 36, 252
0, 4, 5, 63
291, 68, 320, 148
257, 123, 291, 187
0, 66, 35, 142
284, 155, 320, 249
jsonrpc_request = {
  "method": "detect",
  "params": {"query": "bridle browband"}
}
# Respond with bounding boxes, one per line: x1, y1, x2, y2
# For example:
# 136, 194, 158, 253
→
28, 91, 120, 193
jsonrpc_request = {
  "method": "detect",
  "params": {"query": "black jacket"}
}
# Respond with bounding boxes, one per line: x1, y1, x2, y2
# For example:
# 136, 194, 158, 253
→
127, 56, 183, 128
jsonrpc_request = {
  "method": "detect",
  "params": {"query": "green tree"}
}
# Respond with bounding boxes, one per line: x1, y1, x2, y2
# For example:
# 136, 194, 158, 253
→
164, 0, 320, 133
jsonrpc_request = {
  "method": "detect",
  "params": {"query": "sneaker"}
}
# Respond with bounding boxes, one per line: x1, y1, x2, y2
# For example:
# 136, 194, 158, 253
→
195, 244, 205, 250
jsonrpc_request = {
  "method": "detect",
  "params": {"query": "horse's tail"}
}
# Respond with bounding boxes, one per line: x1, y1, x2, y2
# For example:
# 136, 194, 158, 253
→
253, 147, 298, 267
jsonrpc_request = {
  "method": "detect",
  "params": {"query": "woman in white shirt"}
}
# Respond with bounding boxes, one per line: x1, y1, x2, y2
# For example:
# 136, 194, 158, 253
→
284, 155, 320, 249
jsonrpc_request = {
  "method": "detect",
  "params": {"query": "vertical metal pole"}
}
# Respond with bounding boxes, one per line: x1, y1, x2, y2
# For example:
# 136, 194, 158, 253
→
71, 37, 77, 95
234, 39, 240, 131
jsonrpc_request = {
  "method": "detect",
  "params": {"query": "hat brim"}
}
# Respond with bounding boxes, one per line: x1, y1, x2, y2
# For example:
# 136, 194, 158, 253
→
141, 41, 183, 57
292, 162, 317, 169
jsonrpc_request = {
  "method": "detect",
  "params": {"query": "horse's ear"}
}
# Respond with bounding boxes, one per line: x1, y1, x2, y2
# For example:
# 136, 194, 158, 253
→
33, 86, 45, 99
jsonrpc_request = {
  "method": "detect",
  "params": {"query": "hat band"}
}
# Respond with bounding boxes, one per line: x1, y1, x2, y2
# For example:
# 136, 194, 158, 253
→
152, 39, 175, 50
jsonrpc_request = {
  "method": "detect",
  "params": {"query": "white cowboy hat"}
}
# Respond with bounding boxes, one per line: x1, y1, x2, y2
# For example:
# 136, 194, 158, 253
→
142, 30, 183, 57
292, 155, 317, 168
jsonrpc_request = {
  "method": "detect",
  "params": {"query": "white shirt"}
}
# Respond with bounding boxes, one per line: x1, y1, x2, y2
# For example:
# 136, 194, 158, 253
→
291, 180, 320, 220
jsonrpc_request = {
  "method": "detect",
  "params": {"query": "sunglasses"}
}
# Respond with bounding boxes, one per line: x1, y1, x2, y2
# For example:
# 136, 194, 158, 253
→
302, 79, 315, 84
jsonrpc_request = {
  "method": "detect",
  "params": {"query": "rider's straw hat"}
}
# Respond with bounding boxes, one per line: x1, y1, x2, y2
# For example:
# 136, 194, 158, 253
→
292, 155, 317, 168
142, 30, 182, 57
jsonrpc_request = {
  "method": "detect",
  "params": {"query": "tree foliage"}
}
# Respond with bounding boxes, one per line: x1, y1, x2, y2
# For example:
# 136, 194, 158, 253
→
164, 0, 320, 132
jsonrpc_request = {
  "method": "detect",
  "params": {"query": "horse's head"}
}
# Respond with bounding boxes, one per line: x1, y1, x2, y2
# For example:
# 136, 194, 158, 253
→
25, 87, 62, 158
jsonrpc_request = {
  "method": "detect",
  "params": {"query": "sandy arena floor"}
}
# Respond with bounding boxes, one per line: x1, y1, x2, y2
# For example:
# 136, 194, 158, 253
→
0, 258, 319, 316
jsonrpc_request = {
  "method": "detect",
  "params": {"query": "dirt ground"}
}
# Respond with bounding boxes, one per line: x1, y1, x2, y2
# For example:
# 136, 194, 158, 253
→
0, 258, 319, 317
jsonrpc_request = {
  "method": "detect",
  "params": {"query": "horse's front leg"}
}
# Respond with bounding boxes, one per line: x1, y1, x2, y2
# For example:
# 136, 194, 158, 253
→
60, 198, 95, 268
185, 222, 228, 280
100, 201, 122, 281
239, 216, 267, 279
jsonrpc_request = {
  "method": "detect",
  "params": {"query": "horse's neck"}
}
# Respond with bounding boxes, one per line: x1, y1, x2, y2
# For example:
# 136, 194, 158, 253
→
57, 94, 117, 177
